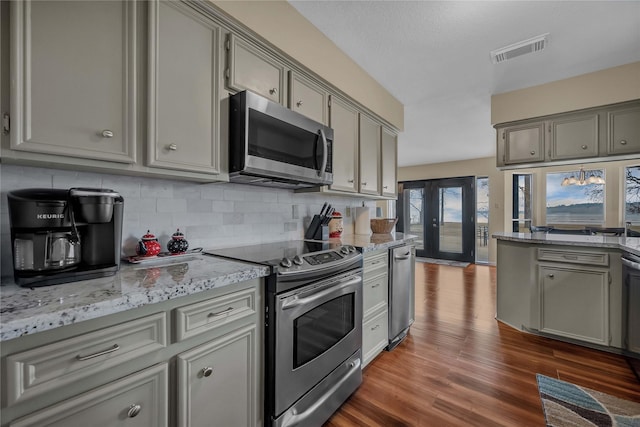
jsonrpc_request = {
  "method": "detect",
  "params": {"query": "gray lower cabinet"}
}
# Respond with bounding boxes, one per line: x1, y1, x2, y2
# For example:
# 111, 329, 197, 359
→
177, 324, 257, 427
359, 114, 381, 196
226, 33, 286, 104
548, 113, 599, 160
10, 364, 168, 427
328, 95, 359, 193
607, 103, 640, 155
9, 0, 137, 163
147, 1, 221, 175
289, 72, 328, 125
362, 250, 389, 367
538, 264, 610, 345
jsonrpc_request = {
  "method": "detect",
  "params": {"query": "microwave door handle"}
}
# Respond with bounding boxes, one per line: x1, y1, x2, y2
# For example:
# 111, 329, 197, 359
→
318, 129, 328, 177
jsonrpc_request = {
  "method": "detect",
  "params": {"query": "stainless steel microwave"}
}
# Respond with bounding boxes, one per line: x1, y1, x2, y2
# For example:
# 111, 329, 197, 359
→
229, 90, 333, 188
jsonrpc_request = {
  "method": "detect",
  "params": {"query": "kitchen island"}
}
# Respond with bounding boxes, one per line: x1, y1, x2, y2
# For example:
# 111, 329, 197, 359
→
494, 232, 639, 354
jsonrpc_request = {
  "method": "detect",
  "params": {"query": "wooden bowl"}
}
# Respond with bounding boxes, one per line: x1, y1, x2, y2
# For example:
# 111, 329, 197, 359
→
370, 218, 398, 234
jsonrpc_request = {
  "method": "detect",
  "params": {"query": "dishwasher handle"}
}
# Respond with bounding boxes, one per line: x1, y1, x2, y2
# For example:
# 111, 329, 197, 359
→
622, 257, 640, 271
394, 252, 412, 260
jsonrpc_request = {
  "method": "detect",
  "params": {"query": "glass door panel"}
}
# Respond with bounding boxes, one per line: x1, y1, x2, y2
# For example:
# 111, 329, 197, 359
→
438, 186, 463, 254
403, 187, 424, 253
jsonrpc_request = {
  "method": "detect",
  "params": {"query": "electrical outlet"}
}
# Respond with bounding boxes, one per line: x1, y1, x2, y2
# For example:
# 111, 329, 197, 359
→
345, 207, 352, 216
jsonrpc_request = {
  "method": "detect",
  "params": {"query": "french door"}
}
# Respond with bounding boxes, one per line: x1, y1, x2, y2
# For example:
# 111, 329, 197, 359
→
398, 177, 475, 262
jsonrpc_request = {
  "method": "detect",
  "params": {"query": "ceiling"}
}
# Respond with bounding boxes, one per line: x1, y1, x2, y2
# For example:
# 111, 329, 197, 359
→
288, 1, 640, 167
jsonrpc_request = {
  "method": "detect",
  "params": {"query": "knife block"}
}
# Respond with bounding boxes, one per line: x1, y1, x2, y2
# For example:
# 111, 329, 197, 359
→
304, 215, 329, 240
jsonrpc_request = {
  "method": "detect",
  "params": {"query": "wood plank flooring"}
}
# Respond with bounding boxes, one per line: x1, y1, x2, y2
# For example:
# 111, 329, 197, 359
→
324, 262, 640, 426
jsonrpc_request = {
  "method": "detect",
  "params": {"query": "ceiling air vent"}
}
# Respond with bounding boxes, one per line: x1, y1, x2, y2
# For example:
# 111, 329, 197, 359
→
491, 33, 549, 64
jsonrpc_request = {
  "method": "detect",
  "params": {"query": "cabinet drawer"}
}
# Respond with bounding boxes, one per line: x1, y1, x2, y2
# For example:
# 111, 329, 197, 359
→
362, 308, 388, 367
174, 287, 257, 342
363, 273, 388, 317
10, 363, 168, 427
6, 313, 167, 405
363, 252, 388, 281
537, 248, 609, 266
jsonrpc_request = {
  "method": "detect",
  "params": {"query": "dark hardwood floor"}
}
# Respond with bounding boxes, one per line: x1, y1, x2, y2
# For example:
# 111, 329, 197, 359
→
324, 262, 640, 426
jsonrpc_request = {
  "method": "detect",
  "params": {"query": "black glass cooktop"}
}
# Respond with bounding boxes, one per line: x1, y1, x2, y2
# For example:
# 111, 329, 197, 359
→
205, 240, 343, 267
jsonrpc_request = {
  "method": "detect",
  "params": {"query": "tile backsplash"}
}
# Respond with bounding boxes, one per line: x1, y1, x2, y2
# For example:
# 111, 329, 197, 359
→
0, 164, 377, 281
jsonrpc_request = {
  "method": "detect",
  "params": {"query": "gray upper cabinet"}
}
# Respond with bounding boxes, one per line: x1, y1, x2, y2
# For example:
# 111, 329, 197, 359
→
359, 113, 381, 196
289, 72, 328, 125
328, 95, 359, 193
381, 127, 397, 198
9, 0, 136, 163
501, 122, 545, 165
548, 113, 599, 160
147, 1, 221, 175
607, 103, 640, 155
226, 33, 286, 104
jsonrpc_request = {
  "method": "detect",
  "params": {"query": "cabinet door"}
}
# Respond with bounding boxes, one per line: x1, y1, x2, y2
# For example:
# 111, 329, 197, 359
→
363, 273, 388, 318
147, 2, 220, 174
362, 307, 388, 367
501, 123, 545, 164
10, 364, 168, 427
381, 127, 398, 198
9, 0, 136, 163
226, 34, 285, 104
607, 104, 640, 155
549, 113, 599, 160
177, 325, 257, 427
359, 114, 381, 195
289, 72, 327, 124
539, 265, 609, 345
328, 95, 359, 193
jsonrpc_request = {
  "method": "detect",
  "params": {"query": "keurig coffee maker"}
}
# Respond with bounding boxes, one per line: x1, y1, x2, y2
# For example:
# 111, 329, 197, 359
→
7, 188, 124, 287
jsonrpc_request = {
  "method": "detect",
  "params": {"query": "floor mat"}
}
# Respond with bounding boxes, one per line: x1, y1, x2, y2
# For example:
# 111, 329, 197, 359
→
415, 257, 470, 268
536, 374, 640, 426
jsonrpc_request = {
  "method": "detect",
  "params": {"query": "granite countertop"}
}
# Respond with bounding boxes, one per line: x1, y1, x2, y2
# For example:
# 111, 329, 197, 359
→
331, 232, 418, 252
0, 254, 270, 342
493, 232, 640, 257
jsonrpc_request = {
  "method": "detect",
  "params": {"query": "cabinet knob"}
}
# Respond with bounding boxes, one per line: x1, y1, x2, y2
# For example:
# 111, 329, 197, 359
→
384, 185, 388, 189
620, 140, 628, 145
296, 100, 303, 107
127, 404, 142, 418
202, 366, 214, 377
362, 182, 367, 186
581, 145, 588, 150
101, 130, 114, 138
548, 274, 554, 278
269, 88, 278, 95
168, 143, 178, 151
530, 151, 536, 155
348, 179, 354, 183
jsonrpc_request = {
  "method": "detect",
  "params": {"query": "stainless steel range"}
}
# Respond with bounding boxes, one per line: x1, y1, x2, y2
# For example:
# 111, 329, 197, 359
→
207, 241, 363, 427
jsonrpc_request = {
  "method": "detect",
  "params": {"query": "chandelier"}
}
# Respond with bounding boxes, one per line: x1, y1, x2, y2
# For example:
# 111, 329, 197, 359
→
561, 166, 605, 186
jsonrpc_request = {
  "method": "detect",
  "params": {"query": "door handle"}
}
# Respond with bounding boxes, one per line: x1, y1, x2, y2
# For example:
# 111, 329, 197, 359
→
317, 129, 328, 177
281, 275, 361, 310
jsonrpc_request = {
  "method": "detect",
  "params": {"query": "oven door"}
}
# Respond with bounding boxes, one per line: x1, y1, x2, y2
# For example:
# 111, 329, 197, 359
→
274, 270, 362, 416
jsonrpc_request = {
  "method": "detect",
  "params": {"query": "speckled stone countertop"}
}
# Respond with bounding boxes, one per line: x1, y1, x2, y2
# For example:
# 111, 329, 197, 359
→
0, 254, 270, 342
493, 232, 640, 257
330, 232, 418, 252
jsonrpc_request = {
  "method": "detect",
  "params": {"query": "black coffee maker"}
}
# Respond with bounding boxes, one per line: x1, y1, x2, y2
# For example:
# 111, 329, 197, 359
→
7, 188, 124, 287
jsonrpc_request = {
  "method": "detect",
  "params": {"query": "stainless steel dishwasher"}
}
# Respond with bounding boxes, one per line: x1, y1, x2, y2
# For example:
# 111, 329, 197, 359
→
388, 244, 415, 350
622, 252, 640, 379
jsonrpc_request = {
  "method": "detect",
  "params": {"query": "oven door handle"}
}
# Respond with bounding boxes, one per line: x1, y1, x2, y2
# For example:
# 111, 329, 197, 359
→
281, 275, 360, 310
317, 128, 328, 177
622, 257, 640, 271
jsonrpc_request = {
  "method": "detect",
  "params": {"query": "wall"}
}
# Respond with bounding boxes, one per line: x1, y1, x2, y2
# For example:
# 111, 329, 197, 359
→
210, 0, 404, 131
0, 164, 377, 281
491, 61, 640, 124
398, 157, 503, 263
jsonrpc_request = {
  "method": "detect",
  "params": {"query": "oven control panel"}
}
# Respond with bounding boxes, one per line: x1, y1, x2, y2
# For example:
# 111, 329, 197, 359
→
278, 246, 358, 268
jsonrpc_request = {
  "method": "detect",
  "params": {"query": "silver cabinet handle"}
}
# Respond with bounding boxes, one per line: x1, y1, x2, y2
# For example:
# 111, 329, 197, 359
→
208, 307, 233, 317
269, 88, 278, 95
562, 255, 578, 260
371, 324, 380, 331
76, 344, 120, 361
168, 143, 178, 151
127, 404, 142, 418
348, 179, 354, 183
201, 366, 214, 377
530, 151, 536, 155
581, 145, 588, 149
384, 185, 388, 189
362, 182, 367, 186
620, 140, 628, 145
101, 130, 114, 138
296, 100, 303, 107
371, 283, 380, 288
548, 274, 554, 278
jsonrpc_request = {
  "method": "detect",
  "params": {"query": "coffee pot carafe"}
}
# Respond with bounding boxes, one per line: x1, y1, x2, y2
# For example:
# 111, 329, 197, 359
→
8, 188, 124, 287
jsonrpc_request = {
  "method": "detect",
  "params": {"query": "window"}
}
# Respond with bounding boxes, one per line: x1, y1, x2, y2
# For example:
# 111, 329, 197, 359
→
476, 177, 489, 263
512, 174, 532, 232
625, 166, 640, 235
546, 169, 605, 225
